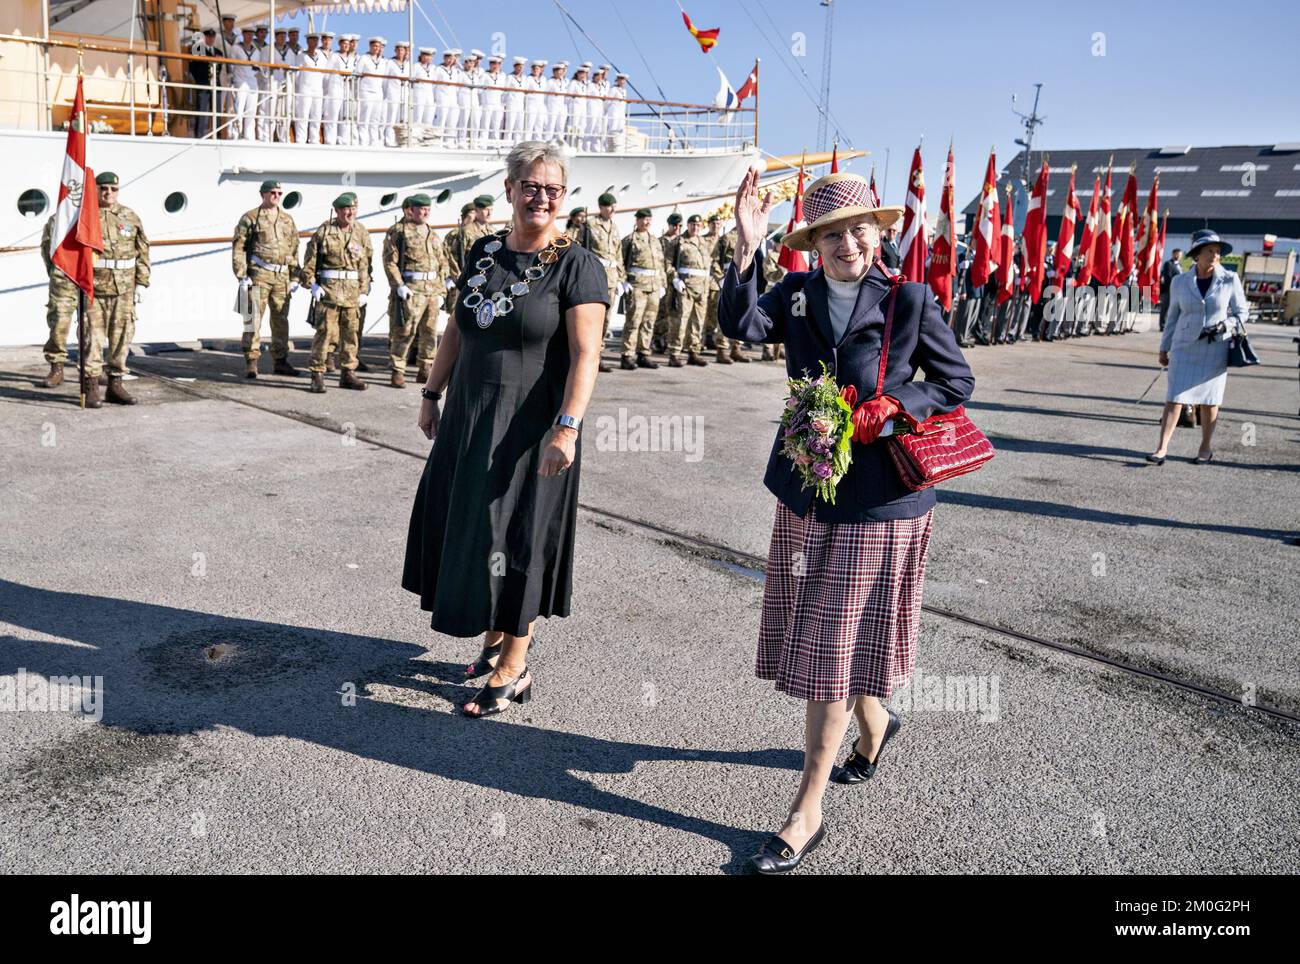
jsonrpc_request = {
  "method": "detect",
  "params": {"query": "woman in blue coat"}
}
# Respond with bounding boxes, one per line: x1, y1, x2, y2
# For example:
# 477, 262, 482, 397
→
1148, 229, 1248, 465
720, 169, 975, 873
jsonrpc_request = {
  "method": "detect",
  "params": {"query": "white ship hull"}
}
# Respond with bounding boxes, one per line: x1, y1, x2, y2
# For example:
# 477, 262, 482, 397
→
1, 130, 756, 347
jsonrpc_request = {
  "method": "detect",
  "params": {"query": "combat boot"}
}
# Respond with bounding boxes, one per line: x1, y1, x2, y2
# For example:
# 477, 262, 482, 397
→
598, 359, 612, 373
668, 354, 685, 368
245, 357, 259, 379
273, 358, 301, 377
715, 348, 733, 365
42, 363, 64, 388
309, 372, 326, 393
688, 352, 709, 367
339, 368, 368, 391
326, 352, 338, 372
105, 376, 137, 405
761, 346, 774, 361
390, 369, 406, 388
416, 364, 430, 383
98, 373, 108, 386
731, 345, 751, 363
620, 355, 637, 371
636, 353, 659, 369
80, 375, 102, 409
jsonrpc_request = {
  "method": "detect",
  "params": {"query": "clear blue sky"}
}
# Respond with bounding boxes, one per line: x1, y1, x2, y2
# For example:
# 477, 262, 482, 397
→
285, 0, 1299, 208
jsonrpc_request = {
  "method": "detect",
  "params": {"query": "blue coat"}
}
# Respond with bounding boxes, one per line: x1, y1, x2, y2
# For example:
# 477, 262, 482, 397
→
1159, 265, 1248, 354
719, 260, 975, 523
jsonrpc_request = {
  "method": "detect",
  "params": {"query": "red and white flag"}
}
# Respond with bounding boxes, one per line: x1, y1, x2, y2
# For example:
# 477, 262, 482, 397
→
969, 149, 1000, 288
1135, 175, 1160, 294
1114, 166, 1138, 285
734, 60, 758, 102
1053, 164, 1082, 287
868, 164, 881, 207
1022, 160, 1050, 302
829, 142, 838, 174
1151, 210, 1169, 305
1075, 176, 1100, 286
777, 162, 808, 274
50, 76, 103, 300
927, 141, 956, 311
1091, 158, 1114, 286
997, 185, 1016, 305
897, 145, 928, 283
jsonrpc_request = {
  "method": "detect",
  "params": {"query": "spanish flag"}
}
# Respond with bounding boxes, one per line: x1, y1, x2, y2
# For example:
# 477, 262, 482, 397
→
679, 5, 719, 53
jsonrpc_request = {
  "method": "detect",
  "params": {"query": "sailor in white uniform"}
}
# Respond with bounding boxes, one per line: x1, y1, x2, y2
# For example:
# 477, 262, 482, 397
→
501, 56, 527, 144
606, 72, 629, 152
434, 49, 462, 147
384, 40, 412, 147
461, 50, 483, 148
228, 26, 259, 141
567, 62, 591, 149
479, 54, 506, 146
323, 34, 356, 145
587, 65, 609, 151
411, 47, 437, 129
523, 59, 546, 141
546, 61, 568, 141
294, 33, 327, 144
355, 36, 388, 146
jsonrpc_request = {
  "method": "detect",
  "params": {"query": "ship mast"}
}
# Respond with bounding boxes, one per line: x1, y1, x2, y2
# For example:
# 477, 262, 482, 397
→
816, 0, 834, 152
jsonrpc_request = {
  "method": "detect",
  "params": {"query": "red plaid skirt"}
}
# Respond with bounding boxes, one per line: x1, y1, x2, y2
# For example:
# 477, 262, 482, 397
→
757, 501, 933, 702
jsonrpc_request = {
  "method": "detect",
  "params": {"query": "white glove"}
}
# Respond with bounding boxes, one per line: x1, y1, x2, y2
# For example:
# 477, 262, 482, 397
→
658, 286, 666, 297
289, 282, 300, 294
619, 281, 633, 295
358, 293, 369, 307
239, 276, 253, 291
672, 276, 685, 293
311, 284, 323, 302
397, 284, 412, 301
134, 287, 146, 305
445, 278, 456, 290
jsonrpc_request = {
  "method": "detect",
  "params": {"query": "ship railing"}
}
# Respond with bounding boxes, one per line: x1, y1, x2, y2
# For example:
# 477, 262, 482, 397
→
0, 33, 757, 155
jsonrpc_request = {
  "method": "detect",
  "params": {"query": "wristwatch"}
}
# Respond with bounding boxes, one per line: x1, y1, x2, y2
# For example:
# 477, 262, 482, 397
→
420, 387, 442, 401
554, 413, 581, 431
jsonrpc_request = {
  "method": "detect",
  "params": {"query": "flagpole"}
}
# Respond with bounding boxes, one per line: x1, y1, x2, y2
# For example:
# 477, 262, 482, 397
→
752, 58, 760, 149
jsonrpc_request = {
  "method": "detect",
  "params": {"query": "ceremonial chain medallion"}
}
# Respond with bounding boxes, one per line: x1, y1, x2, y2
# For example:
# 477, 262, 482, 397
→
462, 229, 572, 329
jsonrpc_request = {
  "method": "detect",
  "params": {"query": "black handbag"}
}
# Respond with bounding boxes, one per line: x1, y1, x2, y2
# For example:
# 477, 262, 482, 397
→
1227, 331, 1260, 368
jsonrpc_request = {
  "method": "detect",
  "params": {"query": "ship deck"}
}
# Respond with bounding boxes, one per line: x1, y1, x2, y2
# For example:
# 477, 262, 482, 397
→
1, 323, 1298, 873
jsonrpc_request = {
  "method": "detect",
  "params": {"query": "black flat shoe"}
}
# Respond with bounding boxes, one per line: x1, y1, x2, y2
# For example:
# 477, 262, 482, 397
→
1145, 454, 1166, 465
749, 822, 826, 875
462, 666, 533, 718
464, 639, 504, 679
834, 710, 901, 785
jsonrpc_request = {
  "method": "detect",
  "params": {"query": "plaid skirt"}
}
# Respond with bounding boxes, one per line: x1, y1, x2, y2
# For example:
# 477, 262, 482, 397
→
758, 500, 933, 702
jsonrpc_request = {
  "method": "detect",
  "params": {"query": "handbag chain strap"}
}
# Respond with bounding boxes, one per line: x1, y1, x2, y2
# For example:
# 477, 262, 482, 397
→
872, 259, 908, 401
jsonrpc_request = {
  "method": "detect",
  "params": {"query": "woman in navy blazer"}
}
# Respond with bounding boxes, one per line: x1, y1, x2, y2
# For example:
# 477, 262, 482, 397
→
720, 169, 974, 874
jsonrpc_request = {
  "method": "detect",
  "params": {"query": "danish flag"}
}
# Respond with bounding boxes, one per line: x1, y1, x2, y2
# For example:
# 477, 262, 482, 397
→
50, 76, 103, 300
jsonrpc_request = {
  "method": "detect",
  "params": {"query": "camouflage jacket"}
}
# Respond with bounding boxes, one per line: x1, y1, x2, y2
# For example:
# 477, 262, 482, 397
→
587, 215, 623, 283
443, 224, 473, 280
41, 215, 77, 295
621, 230, 667, 291
232, 205, 301, 281
94, 203, 150, 296
383, 220, 449, 292
673, 234, 713, 285
300, 218, 373, 308
712, 228, 739, 285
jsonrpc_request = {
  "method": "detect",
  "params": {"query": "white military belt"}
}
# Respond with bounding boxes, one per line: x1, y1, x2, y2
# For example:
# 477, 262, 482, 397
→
319, 269, 359, 280
677, 267, 708, 277
403, 271, 437, 280
99, 258, 136, 270
598, 257, 613, 268
629, 267, 659, 276
251, 255, 288, 273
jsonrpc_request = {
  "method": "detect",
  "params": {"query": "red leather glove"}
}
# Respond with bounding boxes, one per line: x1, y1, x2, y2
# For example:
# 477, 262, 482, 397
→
848, 395, 902, 444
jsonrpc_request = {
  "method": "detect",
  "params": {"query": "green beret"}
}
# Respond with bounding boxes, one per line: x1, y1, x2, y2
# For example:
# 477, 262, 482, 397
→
460, 203, 474, 216
569, 206, 587, 217
666, 213, 682, 225
635, 208, 652, 218
707, 213, 720, 222
598, 192, 616, 206
404, 193, 432, 208
332, 192, 357, 209
95, 171, 119, 186
259, 179, 282, 193
686, 214, 702, 224
473, 194, 494, 208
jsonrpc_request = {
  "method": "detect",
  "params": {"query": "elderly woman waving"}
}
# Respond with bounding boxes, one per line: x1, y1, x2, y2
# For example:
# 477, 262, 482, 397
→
720, 170, 975, 874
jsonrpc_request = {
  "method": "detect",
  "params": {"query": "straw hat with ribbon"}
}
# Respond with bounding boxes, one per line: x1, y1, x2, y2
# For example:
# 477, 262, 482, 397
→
782, 173, 904, 252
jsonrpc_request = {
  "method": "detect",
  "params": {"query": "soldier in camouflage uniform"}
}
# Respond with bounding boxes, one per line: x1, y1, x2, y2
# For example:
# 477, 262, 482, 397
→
232, 179, 301, 379
39, 214, 79, 389
383, 193, 449, 387
760, 237, 786, 361
617, 208, 664, 370
588, 192, 623, 373
701, 214, 723, 352
667, 214, 710, 367
654, 212, 682, 352
708, 222, 749, 363
87, 172, 150, 406
468, 194, 495, 243
442, 203, 476, 322
565, 206, 590, 244
300, 191, 373, 392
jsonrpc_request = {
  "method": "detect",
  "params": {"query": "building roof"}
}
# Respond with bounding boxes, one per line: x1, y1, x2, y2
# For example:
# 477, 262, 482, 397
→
961, 143, 1300, 239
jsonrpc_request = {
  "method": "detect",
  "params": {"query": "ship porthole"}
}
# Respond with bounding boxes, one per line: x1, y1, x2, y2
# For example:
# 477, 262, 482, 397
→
435, 189, 452, 205
18, 189, 48, 219
569, 186, 581, 197
646, 182, 659, 193
164, 191, 187, 214
283, 190, 302, 210
620, 183, 630, 193
381, 192, 398, 207
673, 179, 685, 192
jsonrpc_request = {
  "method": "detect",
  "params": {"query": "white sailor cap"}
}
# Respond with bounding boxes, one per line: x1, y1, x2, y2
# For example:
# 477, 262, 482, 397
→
255, 22, 269, 30
488, 53, 503, 61
599, 63, 611, 70
469, 48, 484, 58
579, 61, 592, 68
288, 27, 300, 34
419, 46, 436, 55
305, 32, 320, 39
445, 48, 461, 55
394, 40, 410, 48
512, 56, 528, 64
531, 59, 547, 66
553, 61, 567, 69
615, 72, 628, 79
321, 30, 336, 38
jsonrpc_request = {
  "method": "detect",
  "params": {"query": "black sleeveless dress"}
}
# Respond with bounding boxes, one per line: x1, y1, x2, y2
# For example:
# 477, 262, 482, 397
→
401, 231, 609, 637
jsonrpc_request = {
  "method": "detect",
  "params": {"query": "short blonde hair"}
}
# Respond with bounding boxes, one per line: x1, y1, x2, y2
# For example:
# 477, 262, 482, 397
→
505, 141, 569, 184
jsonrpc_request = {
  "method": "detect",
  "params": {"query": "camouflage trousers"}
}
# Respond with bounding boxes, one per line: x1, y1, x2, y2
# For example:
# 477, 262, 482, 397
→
654, 289, 673, 341
620, 287, 660, 357
388, 288, 441, 371
240, 277, 291, 361
702, 285, 737, 351
44, 276, 79, 364
85, 292, 135, 377
668, 281, 708, 355
309, 303, 361, 372
603, 275, 620, 340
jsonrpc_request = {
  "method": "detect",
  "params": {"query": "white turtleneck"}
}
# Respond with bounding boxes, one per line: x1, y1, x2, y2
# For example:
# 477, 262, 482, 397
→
825, 275, 861, 344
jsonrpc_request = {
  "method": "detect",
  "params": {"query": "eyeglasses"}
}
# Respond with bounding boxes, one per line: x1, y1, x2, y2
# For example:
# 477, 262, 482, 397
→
517, 181, 566, 201
818, 224, 875, 246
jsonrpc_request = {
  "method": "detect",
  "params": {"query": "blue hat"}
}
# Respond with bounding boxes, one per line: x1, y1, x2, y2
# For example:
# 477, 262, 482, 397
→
1188, 229, 1232, 257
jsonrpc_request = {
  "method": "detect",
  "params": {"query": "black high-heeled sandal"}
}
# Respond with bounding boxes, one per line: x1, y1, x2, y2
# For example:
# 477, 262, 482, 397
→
833, 710, 901, 785
464, 638, 504, 679
462, 666, 533, 718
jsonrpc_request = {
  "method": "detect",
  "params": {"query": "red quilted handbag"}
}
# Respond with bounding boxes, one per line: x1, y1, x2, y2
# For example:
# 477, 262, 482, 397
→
871, 265, 994, 490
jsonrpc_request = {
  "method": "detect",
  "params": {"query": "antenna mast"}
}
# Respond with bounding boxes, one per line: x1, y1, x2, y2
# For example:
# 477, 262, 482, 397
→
817, 0, 834, 151
1011, 82, 1046, 184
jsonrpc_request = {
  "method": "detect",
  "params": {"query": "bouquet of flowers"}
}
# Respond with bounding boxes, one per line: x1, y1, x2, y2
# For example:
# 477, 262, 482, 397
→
779, 362, 854, 504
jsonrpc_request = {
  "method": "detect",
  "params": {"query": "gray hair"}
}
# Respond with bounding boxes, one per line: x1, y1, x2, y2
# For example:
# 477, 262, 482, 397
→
505, 141, 569, 185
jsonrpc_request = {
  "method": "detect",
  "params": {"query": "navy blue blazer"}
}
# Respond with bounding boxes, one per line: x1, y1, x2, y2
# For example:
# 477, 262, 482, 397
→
719, 259, 975, 522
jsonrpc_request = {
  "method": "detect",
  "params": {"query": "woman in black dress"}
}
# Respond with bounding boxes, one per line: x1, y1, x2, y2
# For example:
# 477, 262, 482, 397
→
402, 141, 608, 717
